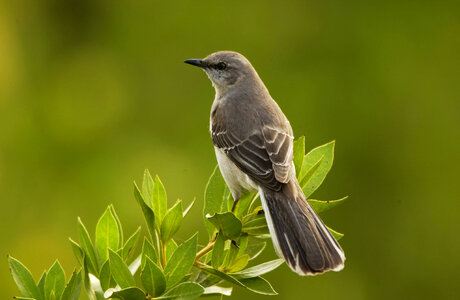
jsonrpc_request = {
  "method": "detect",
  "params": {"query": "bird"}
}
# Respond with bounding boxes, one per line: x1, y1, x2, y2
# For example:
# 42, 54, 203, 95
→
184, 51, 345, 275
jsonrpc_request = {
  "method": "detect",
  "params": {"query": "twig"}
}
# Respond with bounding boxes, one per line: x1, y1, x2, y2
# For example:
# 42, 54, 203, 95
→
195, 231, 218, 262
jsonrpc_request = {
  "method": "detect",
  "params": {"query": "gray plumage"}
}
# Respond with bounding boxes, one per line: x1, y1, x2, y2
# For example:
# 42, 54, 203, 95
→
185, 51, 345, 275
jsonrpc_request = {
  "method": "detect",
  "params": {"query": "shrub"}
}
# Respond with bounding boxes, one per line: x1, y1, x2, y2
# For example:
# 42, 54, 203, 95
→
8, 137, 346, 299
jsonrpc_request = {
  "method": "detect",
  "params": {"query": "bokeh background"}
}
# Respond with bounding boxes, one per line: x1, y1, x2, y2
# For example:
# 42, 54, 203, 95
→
1, 0, 459, 299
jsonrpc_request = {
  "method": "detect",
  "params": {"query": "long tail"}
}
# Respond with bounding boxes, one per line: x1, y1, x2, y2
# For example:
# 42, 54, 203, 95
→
259, 181, 345, 275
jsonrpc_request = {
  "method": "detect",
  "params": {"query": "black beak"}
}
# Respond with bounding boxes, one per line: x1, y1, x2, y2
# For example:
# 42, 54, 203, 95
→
184, 59, 205, 68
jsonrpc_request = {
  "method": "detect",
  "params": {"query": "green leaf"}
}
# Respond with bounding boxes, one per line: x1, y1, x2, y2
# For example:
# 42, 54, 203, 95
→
183, 199, 195, 217
99, 259, 115, 292
227, 193, 235, 212
141, 257, 166, 297
247, 205, 263, 217
228, 254, 250, 273
44, 260, 66, 300
78, 217, 99, 273
108, 287, 146, 300
8, 256, 42, 299
231, 258, 284, 278
308, 196, 348, 214
142, 169, 155, 207
37, 271, 46, 299
239, 277, 277, 295
95, 207, 120, 263
122, 226, 141, 261
247, 194, 262, 217
236, 235, 249, 258
199, 267, 276, 295
61, 269, 82, 300
233, 193, 254, 219
203, 285, 233, 296
242, 215, 269, 236
203, 166, 232, 236
157, 282, 204, 300
161, 200, 183, 243
141, 237, 159, 268
300, 141, 335, 198
134, 182, 158, 247
206, 212, 242, 240
221, 241, 239, 270
69, 238, 84, 266
245, 237, 266, 260
109, 205, 124, 247
82, 257, 92, 299
165, 239, 178, 263
211, 232, 225, 269
293, 136, 306, 177
299, 155, 323, 190
11, 298, 36, 300
327, 226, 344, 240
108, 249, 135, 288
164, 234, 197, 288
194, 270, 220, 289
200, 268, 242, 289
82, 257, 104, 300
152, 175, 167, 228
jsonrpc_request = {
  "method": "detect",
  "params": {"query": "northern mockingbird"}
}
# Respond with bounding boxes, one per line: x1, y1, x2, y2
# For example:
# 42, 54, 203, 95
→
185, 51, 345, 275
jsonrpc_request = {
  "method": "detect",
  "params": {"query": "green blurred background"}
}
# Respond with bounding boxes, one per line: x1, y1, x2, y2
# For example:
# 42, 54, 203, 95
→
1, 0, 459, 299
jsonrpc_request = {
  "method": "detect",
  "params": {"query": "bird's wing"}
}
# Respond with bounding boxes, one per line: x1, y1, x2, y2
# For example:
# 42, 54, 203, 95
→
212, 118, 294, 191
262, 125, 294, 183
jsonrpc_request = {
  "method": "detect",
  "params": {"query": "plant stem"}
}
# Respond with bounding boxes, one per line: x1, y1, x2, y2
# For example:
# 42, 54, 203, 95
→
195, 240, 215, 261
193, 260, 212, 268
194, 231, 218, 262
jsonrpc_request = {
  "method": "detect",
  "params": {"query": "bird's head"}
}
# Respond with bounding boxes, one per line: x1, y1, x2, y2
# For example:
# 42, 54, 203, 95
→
185, 51, 259, 95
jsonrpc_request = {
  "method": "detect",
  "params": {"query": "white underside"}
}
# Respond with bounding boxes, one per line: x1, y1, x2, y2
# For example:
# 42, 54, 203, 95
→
215, 147, 257, 199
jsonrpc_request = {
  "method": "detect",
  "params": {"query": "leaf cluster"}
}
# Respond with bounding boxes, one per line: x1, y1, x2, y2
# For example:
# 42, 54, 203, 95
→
9, 136, 346, 299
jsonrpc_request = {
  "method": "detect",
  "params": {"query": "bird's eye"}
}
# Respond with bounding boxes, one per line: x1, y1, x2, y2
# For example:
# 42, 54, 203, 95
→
216, 62, 227, 70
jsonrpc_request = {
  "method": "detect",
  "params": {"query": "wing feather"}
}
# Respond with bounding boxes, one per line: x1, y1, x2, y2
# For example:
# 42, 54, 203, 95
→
211, 116, 294, 190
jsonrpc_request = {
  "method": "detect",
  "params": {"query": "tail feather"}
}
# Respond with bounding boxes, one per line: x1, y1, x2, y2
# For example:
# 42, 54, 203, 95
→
259, 182, 345, 275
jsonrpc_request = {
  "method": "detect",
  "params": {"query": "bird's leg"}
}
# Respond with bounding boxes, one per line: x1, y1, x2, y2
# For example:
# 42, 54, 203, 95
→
231, 198, 239, 212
